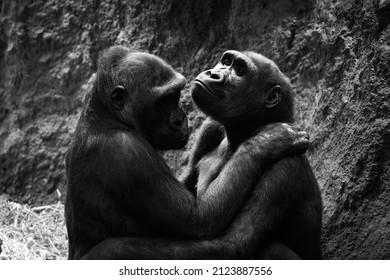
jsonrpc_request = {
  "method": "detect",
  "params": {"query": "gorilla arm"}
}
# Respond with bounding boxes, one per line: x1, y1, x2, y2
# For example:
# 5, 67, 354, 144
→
222, 155, 323, 259
83, 155, 317, 260
105, 124, 308, 239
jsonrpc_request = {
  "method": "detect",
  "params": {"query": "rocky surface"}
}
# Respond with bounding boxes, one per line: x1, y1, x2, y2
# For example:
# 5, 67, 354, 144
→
0, 0, 389, 259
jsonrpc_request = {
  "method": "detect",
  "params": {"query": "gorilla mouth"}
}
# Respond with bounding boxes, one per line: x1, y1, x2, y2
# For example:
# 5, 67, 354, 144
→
194, 80, 222, 99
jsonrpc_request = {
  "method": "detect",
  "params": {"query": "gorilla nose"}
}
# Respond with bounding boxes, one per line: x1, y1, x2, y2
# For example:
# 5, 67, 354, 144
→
206, 69, 225, 84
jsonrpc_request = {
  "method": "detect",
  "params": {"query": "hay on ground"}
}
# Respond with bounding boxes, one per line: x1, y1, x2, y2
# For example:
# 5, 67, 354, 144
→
0, 195, 68, 260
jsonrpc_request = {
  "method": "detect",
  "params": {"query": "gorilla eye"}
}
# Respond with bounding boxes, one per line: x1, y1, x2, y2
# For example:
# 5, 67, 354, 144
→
234, 61, 246, 76
235, 66, 245, 76
221, 57, 232, 66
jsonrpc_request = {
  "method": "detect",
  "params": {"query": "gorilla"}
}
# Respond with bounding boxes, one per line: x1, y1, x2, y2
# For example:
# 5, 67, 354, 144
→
187, 50, 323, 259
65, 46, 312, 260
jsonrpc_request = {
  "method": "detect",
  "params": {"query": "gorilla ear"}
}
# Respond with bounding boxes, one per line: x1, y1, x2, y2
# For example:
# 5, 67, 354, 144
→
111, 85, 127, 110
265, 85, 282, 108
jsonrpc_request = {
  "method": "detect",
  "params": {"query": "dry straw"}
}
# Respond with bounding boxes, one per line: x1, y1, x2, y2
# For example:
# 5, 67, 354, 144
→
0, 195, 68, 260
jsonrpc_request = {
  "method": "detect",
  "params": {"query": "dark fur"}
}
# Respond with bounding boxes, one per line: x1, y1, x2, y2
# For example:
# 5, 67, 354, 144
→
188, 50, 322, 259
65, 47, 307, 259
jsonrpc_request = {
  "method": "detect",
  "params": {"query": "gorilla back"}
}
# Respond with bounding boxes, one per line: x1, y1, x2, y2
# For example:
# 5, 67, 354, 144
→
65, 47, 189, 259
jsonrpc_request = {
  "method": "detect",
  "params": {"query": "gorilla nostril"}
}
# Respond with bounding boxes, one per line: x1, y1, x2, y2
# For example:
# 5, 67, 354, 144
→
209, 71, 225, 84
210, 72, 220, 79
203, 70, 224, 83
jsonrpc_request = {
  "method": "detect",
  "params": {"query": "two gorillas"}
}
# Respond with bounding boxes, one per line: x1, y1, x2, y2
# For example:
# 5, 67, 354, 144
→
65, 46, 322, 260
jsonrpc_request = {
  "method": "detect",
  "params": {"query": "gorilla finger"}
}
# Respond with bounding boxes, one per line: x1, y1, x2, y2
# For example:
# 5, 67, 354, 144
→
292, 135, 310, 152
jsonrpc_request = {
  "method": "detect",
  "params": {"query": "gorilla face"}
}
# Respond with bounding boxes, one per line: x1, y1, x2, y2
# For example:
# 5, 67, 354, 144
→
108, 51, 189, 151
191, 50, 290, 126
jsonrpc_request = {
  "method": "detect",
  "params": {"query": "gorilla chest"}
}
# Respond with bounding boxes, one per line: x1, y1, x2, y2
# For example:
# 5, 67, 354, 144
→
196, 139, 230, 187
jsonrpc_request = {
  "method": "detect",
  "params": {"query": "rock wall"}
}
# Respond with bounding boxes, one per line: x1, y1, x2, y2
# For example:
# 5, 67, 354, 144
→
0, 0, 389, 259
